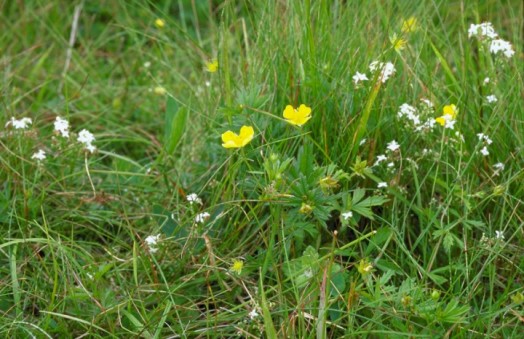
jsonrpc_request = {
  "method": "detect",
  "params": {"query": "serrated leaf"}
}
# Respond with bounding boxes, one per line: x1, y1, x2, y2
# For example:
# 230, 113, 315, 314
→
352, 188, 366, 205
437, 299, 470, 324
443, 233, 454, 253
357, 195, 389, 207
352, 205, 374, 219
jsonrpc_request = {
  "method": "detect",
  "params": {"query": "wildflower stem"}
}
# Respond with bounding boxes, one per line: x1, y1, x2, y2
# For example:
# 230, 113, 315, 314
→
346, 79, 381, 167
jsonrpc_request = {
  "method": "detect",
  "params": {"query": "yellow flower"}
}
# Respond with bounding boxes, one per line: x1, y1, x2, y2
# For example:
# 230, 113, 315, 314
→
206, 60, 218, 73
357, 259, 373, 276
221, 126, 254, 148
153, 86, 166, 95
230, 259, 244, 274
435, 116, 446, 126
436, 104, 458, 126
299, 203, 313, 215
443, 104, 458, 118
401, 17, 417, 33
155, 19, 165, 28
390, 33, 407, 52
283, 104, 312, 126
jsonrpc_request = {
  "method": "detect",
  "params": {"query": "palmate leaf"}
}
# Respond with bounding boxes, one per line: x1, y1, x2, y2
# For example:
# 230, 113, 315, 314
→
436, 299, 470, 324
349, 189, 389, 220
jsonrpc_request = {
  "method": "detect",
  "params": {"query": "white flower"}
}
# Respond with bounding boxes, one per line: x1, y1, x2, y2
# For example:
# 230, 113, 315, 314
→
195, 212, 210, 224
352, 71, 369, 85
6, 117, 32, 129
493, 162, 504, 170
187, 193, 202, 205
398, 103, 421, 127
145, 234, 161, 253
143, 61, 151, 68
387, 162, 395, 168
86, 144, 96, 153
78, 129, 95, 144
486, 95, 497, 103
420, 98, 433, 107
483, 77, 490, 84
374, 154, 387, 165
468, 22, 498, 39
359, 138, 367, 146
205, 81, 211, 87
248, 309, 259, 320
77, 129, 96, 153
342, 211, 353, 220
31, 149, 46, 161
54, 116, 70, 138
495, 230, 504, 240
377, 182, 388, 188
477, 133, 493, 145
444, 119, 456, 130
490, 39, 515, 58
369, 61, 396, 83
480, 146, 489, 156
386, 140, 400, 152
454, 131, 465, 142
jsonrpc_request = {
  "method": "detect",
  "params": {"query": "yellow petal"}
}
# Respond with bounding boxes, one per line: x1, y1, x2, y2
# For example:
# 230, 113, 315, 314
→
435, 117, 446, 126
221, 126, 254, 148
206, 60, 218, 73
283, 104, 312, 126
239, 126, 254, 146
283, 105, 297, 120
221, 130, 237, 143
298, 104, 312, 117
443, 104, 457, 118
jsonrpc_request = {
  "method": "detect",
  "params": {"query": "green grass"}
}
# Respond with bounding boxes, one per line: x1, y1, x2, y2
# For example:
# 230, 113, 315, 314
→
1, 0, 523, 337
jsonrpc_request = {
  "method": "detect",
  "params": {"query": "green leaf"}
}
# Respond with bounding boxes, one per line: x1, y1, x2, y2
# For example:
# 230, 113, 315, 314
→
122, 310, 153, 338
436, 299, 470, 324
164, 97, 188, 155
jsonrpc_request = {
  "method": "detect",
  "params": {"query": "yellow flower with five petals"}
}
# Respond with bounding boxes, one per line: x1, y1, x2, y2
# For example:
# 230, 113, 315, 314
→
221, 126, 254, 148
283, 104, 312, 126
436, 104, 458, 126
206, 60, 218, 73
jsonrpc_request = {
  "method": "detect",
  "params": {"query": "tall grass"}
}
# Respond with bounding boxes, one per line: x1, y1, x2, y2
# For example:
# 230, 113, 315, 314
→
1, 0, 523, 337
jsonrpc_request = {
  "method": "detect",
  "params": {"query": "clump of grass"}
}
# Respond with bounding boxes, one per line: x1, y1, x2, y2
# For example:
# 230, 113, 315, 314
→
1, 0, 523, 337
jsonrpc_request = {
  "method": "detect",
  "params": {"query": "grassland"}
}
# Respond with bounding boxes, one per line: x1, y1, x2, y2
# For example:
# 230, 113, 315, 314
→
1, 0, 523, 337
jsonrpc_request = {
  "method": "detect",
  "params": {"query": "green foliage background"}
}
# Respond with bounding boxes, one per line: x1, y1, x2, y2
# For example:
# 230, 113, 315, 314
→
1, 0, 523, 337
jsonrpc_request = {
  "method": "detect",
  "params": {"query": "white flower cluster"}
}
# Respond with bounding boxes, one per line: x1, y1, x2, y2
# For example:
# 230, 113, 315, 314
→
374, 140, 401, 177
54, 116, 70, 138
5, 116, 98, 161
31, 149, 46, 161
468, 22, 498, 39
145, 234, 161, 254
342, 211, 353, 220
476, 133, 493, 157
397, 102, 436, 132
195, 212, 210, 224
78, 129, 96, 153
5, 117, 32, 129
468, 22, 515, 58
493, 162, 505, 176
187, 193, 202, 205
486, 95, 497, 103
352, 71, 369, 86
369, 61, 396, 83
489, 39, 515, 58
